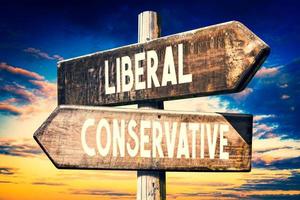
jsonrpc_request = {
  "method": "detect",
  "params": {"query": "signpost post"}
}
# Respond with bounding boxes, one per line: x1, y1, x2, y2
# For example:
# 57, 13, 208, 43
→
34, 11, 270, 200
137, 11, 165, 200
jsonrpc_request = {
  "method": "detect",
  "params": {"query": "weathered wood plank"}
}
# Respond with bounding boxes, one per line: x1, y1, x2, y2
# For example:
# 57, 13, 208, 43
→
58, 21, 269, 106
137, 171, 166, 200
34, 105, 252, 171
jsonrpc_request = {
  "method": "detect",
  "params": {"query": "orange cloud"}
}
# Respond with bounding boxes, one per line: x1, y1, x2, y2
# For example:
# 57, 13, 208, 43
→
255, 123, 274, 132
0, 62, 57, 116
0, 62, 44, 80
254, 114, 275, 122
255, 66, 281, 77
4, 98, 19, 104
0, 81, 56, 117
0, 104, 22, 115
0, 90, 56, 118
231, 87, 253, 100
1, 85, 37, 103
29, 80, 57, 98
253, 122, 278, 138
253, 136, 300, 164
0, 138, 42, 157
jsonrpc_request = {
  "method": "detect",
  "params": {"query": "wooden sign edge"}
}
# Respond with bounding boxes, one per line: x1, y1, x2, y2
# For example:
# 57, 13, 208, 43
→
34, 105, 252, 172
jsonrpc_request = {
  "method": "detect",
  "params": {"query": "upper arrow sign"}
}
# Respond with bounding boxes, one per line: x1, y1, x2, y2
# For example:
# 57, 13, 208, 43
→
58, 21, 269, 106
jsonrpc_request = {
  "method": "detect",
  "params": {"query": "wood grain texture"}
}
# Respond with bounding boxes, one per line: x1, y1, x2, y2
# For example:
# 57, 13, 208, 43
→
58, 21, 270, 106
137, 171, 166, 200
34, 105, 252, 171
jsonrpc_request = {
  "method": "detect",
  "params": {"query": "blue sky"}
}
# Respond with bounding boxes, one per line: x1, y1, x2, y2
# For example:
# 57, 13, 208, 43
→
1, 0, 299, 139
1, 0, 300, 199
1, 0, 299, 76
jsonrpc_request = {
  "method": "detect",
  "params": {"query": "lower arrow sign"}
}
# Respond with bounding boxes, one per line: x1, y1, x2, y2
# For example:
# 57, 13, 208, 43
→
34, 105, 252, 171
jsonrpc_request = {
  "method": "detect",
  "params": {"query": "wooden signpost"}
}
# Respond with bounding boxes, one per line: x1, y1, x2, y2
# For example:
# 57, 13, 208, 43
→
136, 12, 165, 200
34, 105, 252, 171
34, 11, 270, 200
57, 21, 269, 106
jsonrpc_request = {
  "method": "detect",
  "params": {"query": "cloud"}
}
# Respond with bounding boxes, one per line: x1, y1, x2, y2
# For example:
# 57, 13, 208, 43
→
0, 104, 22, 115
253, 121, 278, 138
254, 156, 300, 170
254, 146, 293, 154
29, 80, 57, 98
2, 98, 19, 104
254, 147, 300, 166
281, 94, 290, 99
32, 182, 65, 186
170, 181, 233, 187
0, 93, 57, 138
255, 66, 281, 77
254, 114, 275, 122
168, 192, 215, 199
70, 189, 134, 197
165, 96, 241, 113
252, 136, 300, 165
1, 85, 37, 103
169, 192, 300, 200
0, 180, 14, 184
0, 167, 15, 175
0, 91, 56, 117
246, 194, 300, 200
167, 168, 300, 199
279, 83, 288, 88
24, 48, 52, 60
229, 171, 300, 191
253, 136, 300, 153
255, 123, 275, 132
231, 87, 253, 100
222, 59, 300, 139
52, 55, 64, 61
214, 169, 300, 199
0, 62, 57, 117
0, 62, 44, 80
0, 138, 43, 157
24, 47, 64, 61
0, 80, 57, 116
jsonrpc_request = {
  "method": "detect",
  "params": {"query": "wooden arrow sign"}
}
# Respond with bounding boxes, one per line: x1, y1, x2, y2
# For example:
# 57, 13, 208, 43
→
34, 105, 252, 171
58, 21, 269, 106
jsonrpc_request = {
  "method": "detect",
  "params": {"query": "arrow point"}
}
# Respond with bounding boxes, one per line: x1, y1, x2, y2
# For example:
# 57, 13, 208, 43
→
33, 107, 63, 169
33, 132, 61, 169
222, 113, 253, 145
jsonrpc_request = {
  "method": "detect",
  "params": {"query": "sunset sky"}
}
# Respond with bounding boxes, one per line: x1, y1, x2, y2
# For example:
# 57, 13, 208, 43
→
1, 0, 300, 199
